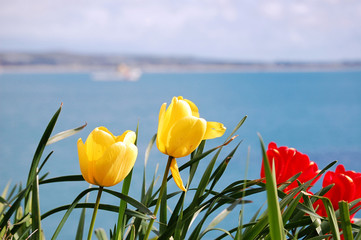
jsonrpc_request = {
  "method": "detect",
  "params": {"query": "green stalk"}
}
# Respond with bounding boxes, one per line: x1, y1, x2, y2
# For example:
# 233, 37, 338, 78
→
144, 156, 172, 239
115, 170, 133, 240
87, 186, 103, 240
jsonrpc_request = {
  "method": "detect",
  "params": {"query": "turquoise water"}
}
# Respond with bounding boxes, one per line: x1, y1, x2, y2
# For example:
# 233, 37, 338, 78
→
1, 71, 361, 238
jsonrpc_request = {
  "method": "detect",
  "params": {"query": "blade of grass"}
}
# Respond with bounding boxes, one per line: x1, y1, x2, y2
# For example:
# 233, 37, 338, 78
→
27, 104, 62, 186
200, 198, 242, 238
31, 171, 42, 239
115, 123, 138, 240
321, 197, 340, 240
40, 175, 84, 185
338, 201, 354, 240
95, 228, 108, 240
179, 148, 224, 240
159, 183, 168, 235
75, 185, 91, 240
46, 123, 87, 145
102, 189, 154, 217
142, 134, 157, 202
0, 184, 31, 230
42, 203, 152, 221
236, 146, 251, 240
209, 141, 242, 191
258, 133, 285, 240
51, 187, 98, 240
225, 115, 247, 142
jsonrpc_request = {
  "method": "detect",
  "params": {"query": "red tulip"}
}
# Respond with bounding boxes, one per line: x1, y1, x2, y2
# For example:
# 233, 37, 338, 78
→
315, 164, 361, 217
260, 142, 320, 193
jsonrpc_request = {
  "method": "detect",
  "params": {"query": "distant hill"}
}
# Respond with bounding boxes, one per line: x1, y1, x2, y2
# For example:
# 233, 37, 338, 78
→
1, 52, 361, 73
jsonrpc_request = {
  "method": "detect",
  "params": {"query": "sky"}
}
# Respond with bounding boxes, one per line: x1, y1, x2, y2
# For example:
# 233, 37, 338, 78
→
1, 0, 361, 61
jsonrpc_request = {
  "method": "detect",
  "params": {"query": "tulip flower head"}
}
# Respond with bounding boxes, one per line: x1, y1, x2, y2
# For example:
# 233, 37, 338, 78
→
157, 96, 226, 191
77, 127, 138, 187
261, 142, 320, 193
314, 164, 361, 217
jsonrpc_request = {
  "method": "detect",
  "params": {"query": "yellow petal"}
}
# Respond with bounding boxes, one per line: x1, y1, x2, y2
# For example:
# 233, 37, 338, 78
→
85, 127, 115, 162
203, 122, 226, 140
116, 130, 131, 142
167, 116, 206, 158
123, 131, 137, 144
77, 138, 93, 184
170, 158, 187, 192
97, 126, 116, 140
117, 130, 136, 144
93, 142, 126, 186
157, 97, 192, 155
183, 98, 200, 118
93, 142, 138, 187
113, 142, 138, 183
156, 103, 168, 154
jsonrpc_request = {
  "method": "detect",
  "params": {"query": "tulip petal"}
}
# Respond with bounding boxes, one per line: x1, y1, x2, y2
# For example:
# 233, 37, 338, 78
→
158, 97, 193, 156
117, 130, 136, 144
94, 141, 137, 187
116, 130, 132, 142
77, 138, 93, 184
93, 142, 125, 186
170, 158, 187, 192
183, 98, 200, 118
167, 116, 207, 158
203, 121, 226, 140
85, 127, 115, 162
157, 103, 168, 154
113, 142, 138, 183
98, 126, 116, 139
166, 97, 192, 127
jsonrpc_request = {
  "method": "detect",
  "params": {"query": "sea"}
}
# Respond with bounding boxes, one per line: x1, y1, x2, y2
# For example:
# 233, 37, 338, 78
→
1, 70, 361, 238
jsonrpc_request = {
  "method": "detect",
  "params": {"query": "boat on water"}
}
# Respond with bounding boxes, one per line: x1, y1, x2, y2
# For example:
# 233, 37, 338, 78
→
91, 64, 142, 82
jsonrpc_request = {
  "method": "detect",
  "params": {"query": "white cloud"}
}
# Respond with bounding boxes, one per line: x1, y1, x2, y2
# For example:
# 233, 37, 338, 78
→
0, 0, 360, 60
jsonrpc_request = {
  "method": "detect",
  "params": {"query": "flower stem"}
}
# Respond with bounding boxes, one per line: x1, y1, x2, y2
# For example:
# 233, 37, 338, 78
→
87, 186, 103, 240
144, 156, 173, 239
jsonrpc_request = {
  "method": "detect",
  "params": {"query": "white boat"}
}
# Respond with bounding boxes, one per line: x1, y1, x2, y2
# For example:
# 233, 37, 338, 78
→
92, 64, 142, 82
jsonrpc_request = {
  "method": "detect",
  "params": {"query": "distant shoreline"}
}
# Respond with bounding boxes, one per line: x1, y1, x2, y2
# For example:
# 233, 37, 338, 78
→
1, 64, 361, 74
1, 52, 361, 74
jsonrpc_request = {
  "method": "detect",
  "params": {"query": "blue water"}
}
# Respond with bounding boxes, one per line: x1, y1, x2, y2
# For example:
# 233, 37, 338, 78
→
1, 71, 361, 238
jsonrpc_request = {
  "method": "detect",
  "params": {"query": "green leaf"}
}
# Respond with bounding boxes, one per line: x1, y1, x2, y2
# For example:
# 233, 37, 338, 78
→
27, 104, 62, 186
31, 172, 42, 240
75, 185, 91, 240
321, 197, 340, 240
51, 187, 97, 240
0, 184, 31, 230
49, 186, 154, 239
40, 175, 84, 185
338, 201, 354, 240
46, 123, 87, 145
209, 141, 242, 191
95, 228, 109, 240
42, 203, 152, 221
224, 115, 247, 142
142, 134, 157, 202
258, 133, 285, 240
159, 183, 168, 235
201, 228, 235, 240
115, 122, 138, 240
200, 198, 242, 238
102, 189, 154, 217
38, 151, 54, 174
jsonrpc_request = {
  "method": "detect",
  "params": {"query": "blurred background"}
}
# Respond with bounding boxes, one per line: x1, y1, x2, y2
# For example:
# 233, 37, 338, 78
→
1, 0, 361, 238
1, 0, 361, 61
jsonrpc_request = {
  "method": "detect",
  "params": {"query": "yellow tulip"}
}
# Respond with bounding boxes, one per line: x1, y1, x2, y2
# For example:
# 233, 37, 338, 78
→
156, 96, 226, 191
77, 127, 138, 187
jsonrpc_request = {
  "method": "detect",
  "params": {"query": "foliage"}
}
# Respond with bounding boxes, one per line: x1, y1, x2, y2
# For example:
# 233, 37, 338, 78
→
1, 104, 361, 240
